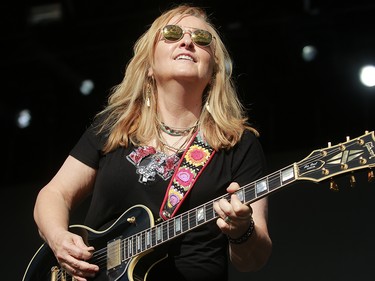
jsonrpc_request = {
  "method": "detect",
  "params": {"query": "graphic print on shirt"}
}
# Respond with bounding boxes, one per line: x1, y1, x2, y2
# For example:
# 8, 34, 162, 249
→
126, 146, 181, 184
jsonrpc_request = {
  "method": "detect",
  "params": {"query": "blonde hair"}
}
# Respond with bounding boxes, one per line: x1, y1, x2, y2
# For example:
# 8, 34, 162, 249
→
96, 4, 258, 153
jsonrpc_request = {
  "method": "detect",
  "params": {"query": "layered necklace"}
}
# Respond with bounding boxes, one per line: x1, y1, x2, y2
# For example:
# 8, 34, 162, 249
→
157, 120, 199, 154
159, 121, 198, 136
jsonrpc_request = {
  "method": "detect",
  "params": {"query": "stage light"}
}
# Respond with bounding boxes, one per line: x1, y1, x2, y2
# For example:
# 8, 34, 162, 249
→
79, 79, 95, 96
302, 45, 318, 62
359, 65, 375, 87
16, 109, 32, 129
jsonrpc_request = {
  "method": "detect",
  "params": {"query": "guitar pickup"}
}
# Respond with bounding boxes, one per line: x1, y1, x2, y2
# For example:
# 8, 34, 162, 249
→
107, 238, 122, 270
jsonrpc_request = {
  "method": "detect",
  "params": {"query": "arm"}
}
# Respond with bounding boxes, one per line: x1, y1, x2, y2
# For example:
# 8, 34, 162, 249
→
33, 155, 99, 281
214, 182, 272, 272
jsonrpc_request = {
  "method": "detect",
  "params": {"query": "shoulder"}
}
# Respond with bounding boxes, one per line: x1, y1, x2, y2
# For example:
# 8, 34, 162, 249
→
237, 129, 262, 149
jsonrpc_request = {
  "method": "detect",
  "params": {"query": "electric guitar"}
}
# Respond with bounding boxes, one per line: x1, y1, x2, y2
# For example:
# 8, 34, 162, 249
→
22, 131, 375, 281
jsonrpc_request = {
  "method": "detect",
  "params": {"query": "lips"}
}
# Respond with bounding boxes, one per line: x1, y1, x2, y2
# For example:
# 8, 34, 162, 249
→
175, 54, 195, 62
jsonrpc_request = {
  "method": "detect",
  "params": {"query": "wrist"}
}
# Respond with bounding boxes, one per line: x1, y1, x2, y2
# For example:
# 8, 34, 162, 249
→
227, 217, 255, 244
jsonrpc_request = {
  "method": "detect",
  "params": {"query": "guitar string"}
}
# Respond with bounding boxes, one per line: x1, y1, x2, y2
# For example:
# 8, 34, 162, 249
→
56, 136, 367, 277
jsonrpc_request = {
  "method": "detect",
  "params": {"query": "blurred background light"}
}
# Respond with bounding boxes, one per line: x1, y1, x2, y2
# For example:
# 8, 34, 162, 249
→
359, 65, 375, 87
16, 109, 32, 129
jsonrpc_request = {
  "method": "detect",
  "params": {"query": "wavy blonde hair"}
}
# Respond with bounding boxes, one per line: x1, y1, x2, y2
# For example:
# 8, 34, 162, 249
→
96, 4, 258, 153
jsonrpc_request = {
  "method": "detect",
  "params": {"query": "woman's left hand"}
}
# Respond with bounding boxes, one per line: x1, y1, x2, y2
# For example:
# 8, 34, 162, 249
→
213, 182, 253, 239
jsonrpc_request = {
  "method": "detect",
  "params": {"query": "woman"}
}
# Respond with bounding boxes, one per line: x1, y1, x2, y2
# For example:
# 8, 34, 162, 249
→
33, 4, 272, 281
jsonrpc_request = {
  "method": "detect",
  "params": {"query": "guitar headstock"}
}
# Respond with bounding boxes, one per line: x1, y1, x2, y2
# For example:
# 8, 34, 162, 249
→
296, 131, 375, 189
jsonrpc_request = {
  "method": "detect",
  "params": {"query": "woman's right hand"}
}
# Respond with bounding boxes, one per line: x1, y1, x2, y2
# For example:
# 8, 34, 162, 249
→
50, 230, 99, 281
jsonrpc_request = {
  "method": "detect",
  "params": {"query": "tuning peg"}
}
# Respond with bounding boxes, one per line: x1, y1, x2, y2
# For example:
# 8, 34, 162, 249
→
368, 169, 374, 182
330, 178, 339, 191
349, 173, 356, 187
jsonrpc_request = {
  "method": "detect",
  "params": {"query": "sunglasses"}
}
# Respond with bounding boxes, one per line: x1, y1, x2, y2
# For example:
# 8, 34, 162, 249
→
161, 25, 214, 47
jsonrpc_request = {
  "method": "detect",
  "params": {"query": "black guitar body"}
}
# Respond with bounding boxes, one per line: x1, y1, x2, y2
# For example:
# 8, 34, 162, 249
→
23, 205, 167, 281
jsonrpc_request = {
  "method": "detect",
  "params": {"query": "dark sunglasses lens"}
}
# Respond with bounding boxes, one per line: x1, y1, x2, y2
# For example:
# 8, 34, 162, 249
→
162, 25, 183, 41
192, 29, 212, 46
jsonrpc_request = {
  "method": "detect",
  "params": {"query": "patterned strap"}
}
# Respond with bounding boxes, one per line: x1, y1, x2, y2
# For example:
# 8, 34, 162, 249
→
159, 131, 215, 220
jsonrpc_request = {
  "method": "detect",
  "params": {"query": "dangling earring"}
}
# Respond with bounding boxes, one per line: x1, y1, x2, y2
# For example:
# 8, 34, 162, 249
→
146, 83, 151, 107
205, 101, 211, 113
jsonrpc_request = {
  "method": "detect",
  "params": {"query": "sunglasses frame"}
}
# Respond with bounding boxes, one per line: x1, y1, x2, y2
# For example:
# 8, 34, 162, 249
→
160, 24, 214, 47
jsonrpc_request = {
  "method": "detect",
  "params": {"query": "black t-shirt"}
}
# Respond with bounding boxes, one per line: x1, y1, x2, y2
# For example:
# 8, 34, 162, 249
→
70, 123, 267, 281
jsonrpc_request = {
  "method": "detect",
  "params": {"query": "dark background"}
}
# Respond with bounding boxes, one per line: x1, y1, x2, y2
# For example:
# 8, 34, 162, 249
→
2, 1, 375, 280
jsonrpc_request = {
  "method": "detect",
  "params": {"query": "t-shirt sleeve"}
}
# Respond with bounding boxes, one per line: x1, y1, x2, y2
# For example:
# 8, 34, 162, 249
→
231, 130, 267, 186
69, 122, 105, 169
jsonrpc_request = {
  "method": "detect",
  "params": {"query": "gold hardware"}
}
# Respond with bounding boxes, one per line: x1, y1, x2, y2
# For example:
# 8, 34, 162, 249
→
340, 163, 348, 170
349, 174, 356, 187
329, 179, 339, 191
155, 217, 163, 223
127, 216, 136, 224
368, 170, 374, 182
359, 157, 367, 165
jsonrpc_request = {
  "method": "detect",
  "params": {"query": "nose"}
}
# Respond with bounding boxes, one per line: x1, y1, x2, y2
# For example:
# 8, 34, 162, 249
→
180, 32, 193, 47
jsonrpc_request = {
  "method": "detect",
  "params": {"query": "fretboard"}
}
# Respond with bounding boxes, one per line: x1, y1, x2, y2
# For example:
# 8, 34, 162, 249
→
121, 163, 297, 260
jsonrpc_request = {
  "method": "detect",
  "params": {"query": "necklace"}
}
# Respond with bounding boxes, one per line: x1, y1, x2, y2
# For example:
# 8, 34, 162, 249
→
157, 127, 195, 154
159, 121, 198, 136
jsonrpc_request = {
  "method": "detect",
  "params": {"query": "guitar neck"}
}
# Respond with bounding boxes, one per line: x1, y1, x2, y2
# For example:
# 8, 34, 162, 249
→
122, 163, 297, 259
120, 131, 375, 260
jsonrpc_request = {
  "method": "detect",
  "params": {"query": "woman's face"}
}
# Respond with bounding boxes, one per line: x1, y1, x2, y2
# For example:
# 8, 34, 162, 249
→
149, 15, 215, 87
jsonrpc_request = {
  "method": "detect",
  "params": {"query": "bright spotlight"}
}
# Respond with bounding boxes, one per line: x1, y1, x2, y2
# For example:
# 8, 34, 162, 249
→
359, 65, 375, 87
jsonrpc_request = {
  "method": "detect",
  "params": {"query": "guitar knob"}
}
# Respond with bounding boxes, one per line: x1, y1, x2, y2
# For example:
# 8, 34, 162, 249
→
127, 216, 137, 224
368, 170, 374, 182
330, 179, 339, 191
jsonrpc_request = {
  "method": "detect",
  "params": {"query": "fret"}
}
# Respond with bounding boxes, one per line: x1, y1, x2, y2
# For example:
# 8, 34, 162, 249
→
205, 203, 214, 221
139, 233, 143, 252
127, 237, 133, 257
151, 227, 156, 247
268, 171, 281, 191
162, 222, 168, 241
196, 206, 205, 225
132, 236, 136, 256
244, 183, 256, 203
136, 234, 141, 253
235, 188, 245, 203
281, 166, 295, 184
175, 216, 182, 234
122, 238, 128, 260
141, 232, 146, 252
168, 219, 175, 239
145, 229, 151, 249
156, 225, 162, 243
189, 209, 197, 228
255, 178, 268, 197
181, 213, 189, 232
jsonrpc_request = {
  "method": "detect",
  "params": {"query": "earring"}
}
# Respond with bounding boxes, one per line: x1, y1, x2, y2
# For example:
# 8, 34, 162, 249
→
146, 84, 151, 107
205, 101, 211, 113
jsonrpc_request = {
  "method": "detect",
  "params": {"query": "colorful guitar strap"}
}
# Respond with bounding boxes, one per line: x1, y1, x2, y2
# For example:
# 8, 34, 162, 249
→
159, 130, 215, 220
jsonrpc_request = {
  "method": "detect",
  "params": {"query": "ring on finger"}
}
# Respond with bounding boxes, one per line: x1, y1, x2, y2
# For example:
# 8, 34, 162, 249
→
224, 216, 232, 223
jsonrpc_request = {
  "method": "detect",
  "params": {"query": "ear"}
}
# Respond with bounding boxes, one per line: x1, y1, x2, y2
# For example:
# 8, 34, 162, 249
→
147, 67, 153, 77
